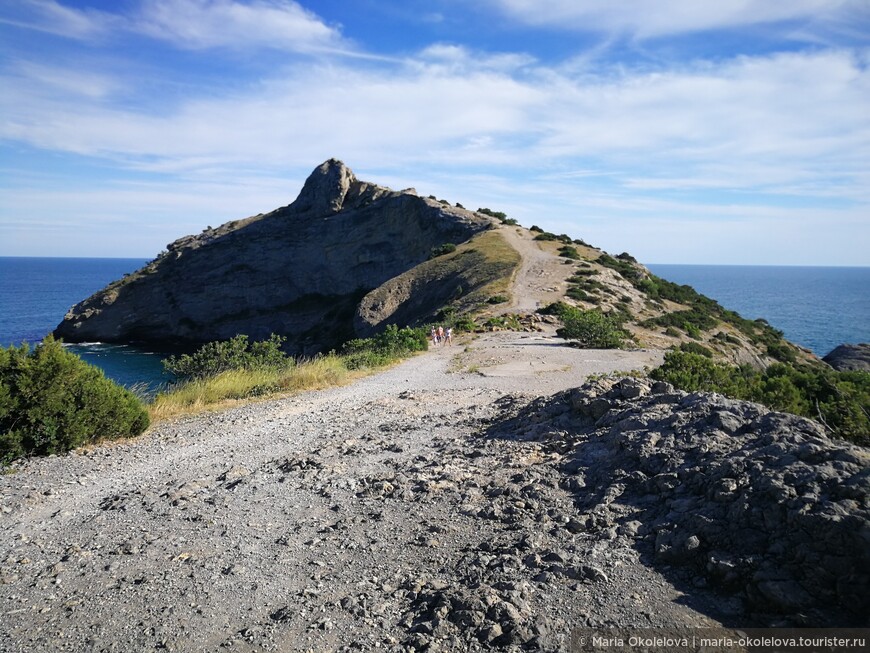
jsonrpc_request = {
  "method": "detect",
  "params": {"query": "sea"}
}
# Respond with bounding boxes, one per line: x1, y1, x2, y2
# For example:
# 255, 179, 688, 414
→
1, 258, 868, 392
0, 257, 168, 395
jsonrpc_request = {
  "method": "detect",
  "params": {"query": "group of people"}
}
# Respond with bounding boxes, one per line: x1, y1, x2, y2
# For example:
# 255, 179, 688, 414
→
430, 325, 453, 346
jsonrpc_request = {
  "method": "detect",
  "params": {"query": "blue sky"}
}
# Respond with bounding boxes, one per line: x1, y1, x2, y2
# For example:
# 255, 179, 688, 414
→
1, 1, 868, 264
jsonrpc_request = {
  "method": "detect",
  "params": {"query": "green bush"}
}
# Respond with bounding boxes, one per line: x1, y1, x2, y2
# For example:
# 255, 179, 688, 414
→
487, 295, 509, 304
477, 208, 508, 220
641, 309, 719, 334
597, 253, 643, 283
679, 341, 714, 358
566, 286, 593, 302
529, 225, 544, 233
342, 325, 428, 369
558, 245, 581, 260
1, 338, 149, 463
533, 232, 558, 241
538, 301, 572, 316
164, 334, 290, 380
429, 243, 457, 259
652, 351, 870, 445
556, 308, 625, 349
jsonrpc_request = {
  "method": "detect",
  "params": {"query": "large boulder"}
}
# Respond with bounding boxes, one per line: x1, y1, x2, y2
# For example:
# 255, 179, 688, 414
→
823, 343, 870, 371
54, 160, 495, 353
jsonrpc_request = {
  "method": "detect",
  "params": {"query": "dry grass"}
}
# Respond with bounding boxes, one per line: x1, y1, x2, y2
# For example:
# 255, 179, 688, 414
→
148, 355, 353, 421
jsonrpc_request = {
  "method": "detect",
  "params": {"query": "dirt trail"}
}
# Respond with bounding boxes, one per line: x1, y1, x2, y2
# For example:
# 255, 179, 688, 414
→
496, 227, 570, 316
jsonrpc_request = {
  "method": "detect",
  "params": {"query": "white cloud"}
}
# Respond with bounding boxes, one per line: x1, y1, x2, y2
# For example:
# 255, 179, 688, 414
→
0, 0, 117, 40
1, 47, 867, 200
136, 0, 345, 53
489, 0, 865, 39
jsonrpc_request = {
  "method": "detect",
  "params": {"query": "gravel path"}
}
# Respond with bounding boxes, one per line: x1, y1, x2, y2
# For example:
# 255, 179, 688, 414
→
0, 334, 731, 652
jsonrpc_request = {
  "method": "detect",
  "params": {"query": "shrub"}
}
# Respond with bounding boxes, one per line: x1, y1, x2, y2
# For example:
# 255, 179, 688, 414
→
538, 301, 573, 317
679, 341, 714, 358
533, 232, 558, 241
0, 338, 149, 463
652, 351, 870, 445
529, 225, 544, 233
342, 325, 428, 369
477, 208, 507, 220
566, 286, 592, 302
556, 308, 625, 349
597, 253, 643, 283
641, 309, 719, 334
558, 245, 581, 260
487, 295, 509, 304
429, 243, 457, 259
164, 334, 290, 380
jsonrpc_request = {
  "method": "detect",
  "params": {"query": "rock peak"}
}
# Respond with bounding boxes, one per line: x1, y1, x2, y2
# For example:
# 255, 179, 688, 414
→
291, 158, 358, 216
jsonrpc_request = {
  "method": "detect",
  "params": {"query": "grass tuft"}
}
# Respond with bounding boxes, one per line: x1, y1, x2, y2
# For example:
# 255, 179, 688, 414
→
149, 355, 352, 421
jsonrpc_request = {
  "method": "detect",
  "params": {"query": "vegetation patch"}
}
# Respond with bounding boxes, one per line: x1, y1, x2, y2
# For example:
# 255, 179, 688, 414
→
152, 327, 429, 420
1, 338, 150, 464
652, 351, 870, 446
596, 253, 644, 283
557, 308, 626, 349
429, 243, 457, 259
164, 334, 290, 380
341, 325, 429, 370
641, 308, 720, 336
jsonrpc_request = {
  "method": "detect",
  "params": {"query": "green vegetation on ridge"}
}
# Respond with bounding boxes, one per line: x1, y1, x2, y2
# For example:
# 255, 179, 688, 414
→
652, 351, 870, 445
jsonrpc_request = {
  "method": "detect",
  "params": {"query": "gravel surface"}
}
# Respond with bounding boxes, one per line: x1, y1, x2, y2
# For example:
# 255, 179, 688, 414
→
1, 334, 723, 653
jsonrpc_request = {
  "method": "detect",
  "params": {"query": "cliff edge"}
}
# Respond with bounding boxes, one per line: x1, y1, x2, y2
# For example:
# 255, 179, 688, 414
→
54, 159, 496, 353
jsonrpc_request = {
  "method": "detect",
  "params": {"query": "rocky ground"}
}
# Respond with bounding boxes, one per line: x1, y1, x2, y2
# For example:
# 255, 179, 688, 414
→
2, 333, 867, 652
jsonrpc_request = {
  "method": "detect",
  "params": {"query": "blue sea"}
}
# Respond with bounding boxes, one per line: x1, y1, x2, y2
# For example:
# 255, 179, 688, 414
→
647, 264, 869, 356
0, 257, 168, 394
1, 258, 868, 392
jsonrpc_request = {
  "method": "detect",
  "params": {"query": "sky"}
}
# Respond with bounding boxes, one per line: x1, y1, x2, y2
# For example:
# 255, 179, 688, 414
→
1, 1, 868, 265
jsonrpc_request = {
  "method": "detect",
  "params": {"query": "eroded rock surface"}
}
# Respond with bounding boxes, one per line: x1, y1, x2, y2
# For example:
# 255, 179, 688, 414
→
824, 343, 870, 371
54, 159, 494, 353
492, 376, 870, 626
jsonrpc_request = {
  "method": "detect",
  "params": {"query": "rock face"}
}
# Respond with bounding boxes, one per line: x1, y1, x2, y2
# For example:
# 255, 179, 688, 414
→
823, 343, 870, 371
489, 376, 870, 625
54, 160, 494, 352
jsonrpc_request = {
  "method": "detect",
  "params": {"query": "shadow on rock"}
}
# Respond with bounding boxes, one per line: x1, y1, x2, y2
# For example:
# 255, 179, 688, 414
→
484, 376, 870, 627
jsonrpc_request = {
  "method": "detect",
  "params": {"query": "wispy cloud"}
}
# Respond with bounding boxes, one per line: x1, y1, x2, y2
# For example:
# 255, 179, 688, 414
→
0, 0, 117, 40
1, 47, 867, 200
489, 0, 867, 39
135, 0, 346, 53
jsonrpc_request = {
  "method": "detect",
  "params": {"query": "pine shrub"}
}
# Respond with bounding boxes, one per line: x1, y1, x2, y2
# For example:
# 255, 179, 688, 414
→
556, 308, 625, 349
0, 338, 149, 463
163, 334, 290, 380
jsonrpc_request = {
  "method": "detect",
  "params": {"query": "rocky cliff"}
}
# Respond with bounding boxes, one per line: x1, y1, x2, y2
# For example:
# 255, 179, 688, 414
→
54, 160, 496, 353
824, 343, 870, 371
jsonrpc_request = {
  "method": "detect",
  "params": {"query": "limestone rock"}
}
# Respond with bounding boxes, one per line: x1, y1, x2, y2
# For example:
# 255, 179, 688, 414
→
488, 376, 870, 624
823, 343, 870, 371
53, 159, 495, 352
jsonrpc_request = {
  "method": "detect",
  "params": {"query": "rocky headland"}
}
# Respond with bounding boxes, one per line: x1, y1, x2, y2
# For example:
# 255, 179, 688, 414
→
9, 160, 864, 651
54, 160, 499, 354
